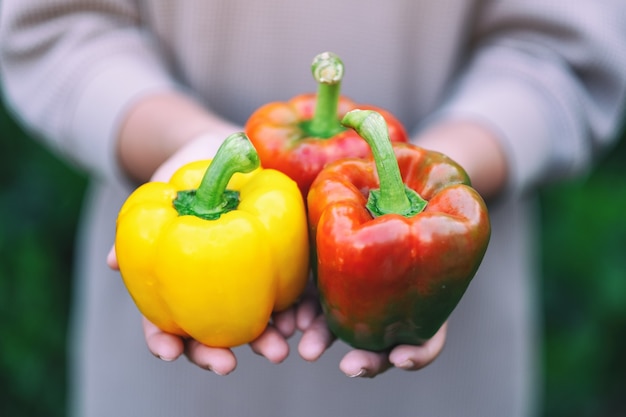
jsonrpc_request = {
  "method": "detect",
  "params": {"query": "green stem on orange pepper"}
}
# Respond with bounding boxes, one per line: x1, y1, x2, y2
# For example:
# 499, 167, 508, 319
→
174, 132, 260, 220
302, 52, 346, 138
341, 109, 427, 217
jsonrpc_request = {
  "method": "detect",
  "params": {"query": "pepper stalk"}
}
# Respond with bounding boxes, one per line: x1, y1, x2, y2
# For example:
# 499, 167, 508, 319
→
173, 133, 260, 220
301, 52, 346, 138
341, 109, 428, 217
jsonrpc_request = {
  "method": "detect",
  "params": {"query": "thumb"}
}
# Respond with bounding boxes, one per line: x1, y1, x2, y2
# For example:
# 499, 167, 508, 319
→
107, 245, 119, 270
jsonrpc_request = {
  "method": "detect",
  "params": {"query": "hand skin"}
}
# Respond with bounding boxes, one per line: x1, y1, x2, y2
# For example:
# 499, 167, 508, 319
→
109, 91, 508, 377
117, 91, 240, 184
414, 119, 508, 200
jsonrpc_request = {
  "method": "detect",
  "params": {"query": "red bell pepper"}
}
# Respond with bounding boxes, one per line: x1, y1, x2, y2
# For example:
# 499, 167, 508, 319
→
245, 52, 408, 196
307, 109, 491, 351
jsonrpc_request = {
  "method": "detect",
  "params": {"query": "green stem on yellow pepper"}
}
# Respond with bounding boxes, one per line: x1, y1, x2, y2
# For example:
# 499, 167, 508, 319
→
301, 52, 346, 138
341, 109, 427, 217
174, 132, 260, 220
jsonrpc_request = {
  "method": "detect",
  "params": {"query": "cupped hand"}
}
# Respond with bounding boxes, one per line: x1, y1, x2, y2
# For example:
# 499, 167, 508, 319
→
109, 239, 297, 375
148, 132, 227, 183
295, 294, 448, 378
337, 323, 447, 378
108, 131, 303, 375
137, 309, 295, 376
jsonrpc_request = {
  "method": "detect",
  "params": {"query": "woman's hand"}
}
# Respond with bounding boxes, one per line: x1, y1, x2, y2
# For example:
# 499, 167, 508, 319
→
108, 244, 297, 375
141, 310, 295, 376
109, 131, 304, 375
295, 286, 448, 378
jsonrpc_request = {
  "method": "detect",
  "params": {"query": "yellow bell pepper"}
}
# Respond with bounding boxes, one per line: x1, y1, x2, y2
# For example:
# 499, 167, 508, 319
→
115, 133, 309, 348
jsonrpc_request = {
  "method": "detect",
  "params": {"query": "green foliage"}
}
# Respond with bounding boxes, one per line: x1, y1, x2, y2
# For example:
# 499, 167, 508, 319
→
0, 102, 87, 417
540, 138, 626, 417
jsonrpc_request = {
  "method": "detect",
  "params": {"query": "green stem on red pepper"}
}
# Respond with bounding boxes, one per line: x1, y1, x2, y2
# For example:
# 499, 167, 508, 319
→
341, 109, 428, 217
173, 132, 260, 220
301, 52, 346, 138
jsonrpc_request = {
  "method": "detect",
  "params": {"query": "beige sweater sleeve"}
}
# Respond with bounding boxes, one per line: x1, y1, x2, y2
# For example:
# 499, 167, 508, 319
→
2, 0, 625, 195
426, 0, 626, 195
0, 0, 179, 185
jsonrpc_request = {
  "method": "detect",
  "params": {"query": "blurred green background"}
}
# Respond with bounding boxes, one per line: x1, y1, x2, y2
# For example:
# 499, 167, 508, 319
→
1, 95, 625, 417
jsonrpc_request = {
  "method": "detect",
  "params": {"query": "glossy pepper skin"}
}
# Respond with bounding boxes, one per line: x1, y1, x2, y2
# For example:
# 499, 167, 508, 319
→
245, 52, 408, 197
307, 110, 490, 352
115, 133, 309, 348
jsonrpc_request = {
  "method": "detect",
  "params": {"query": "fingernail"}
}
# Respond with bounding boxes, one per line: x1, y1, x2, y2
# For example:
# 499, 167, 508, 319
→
347, 369, 368, 378
155, 354, 176, 362
396, 359, 415, 370
205, 365, 226, 376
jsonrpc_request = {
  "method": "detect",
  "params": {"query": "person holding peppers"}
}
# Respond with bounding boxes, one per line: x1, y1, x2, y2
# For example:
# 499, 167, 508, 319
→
1, 2, 625, 417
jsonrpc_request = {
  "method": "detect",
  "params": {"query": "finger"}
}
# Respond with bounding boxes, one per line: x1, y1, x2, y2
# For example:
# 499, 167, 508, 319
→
297, 314, 335, 362
295, 282, 322, 331
389, 322, 448, 370
339, 349, 392, 378
185, 339, 237, 376
249, 326, 290, 364
107, 245, 119, 270
272, 307, 297, 338
295, 296, 320, 331
142, 317, 184, 362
